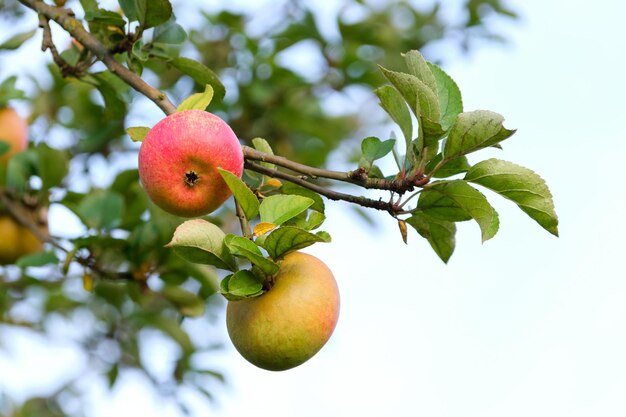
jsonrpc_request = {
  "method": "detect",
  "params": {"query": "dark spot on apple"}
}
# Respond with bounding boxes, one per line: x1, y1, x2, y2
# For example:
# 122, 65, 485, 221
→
184, 170, 200, 186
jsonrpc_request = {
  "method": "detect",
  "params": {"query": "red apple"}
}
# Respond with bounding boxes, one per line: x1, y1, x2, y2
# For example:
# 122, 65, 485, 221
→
138, 110, 244, 217
226, 252, 340, 371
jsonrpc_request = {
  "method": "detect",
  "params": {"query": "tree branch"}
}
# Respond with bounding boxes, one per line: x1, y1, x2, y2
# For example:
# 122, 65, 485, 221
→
17, 0, 176, 115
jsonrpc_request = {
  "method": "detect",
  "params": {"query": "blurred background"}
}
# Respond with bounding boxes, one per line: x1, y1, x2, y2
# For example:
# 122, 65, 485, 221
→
1, 0, 625, 416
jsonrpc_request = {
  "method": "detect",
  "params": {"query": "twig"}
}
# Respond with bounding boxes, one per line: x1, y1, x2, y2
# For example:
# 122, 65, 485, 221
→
234, 199, 252, 239
17, 0, 176, 115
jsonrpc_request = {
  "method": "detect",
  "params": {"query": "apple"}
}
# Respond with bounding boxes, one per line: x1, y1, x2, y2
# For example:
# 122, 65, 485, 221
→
226, 252, 340, 371
138, 110, 244, 217
0, 214, 44, 265
0, 106, 28, 165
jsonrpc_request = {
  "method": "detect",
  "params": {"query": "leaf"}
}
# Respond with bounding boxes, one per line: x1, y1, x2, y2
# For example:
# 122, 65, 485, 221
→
403, 50, 438, 95
379, 66, 441, 124
0, 77, 26, 107
259, 195, 314, 226
126, 126, 150, 142
145, 316, 193, 355
220, 270, 264, 301
170, 57, 225, 101
251, 137, 275, 170
89, 71, 128, 120
375, 85, 413, 149
406, 213, 456, 263
176, 84, 214, 112
0, 141, 10, 157
443, 110, 515, 160
418, 180, 499, 242
160, 286, 205, 317
36, 143, 68, 191
224, 235, 279, 275
218, 168, 259, 220
0, 29, 36, 50
253, 222, 276, 236
84, 9, 126, 28
16, 251, 59, 268
464, 159, 559, 236
119, 0, 173, 28
260, 226, 331, 260
166, 219, 237, 271
280, 182, 325, 213
5, 149, 37, 192
76, 190, 124, 230
427, 62, 463, 131
153, 19, 187, 44
360, 137, 395, 166
426, 154, 471, 178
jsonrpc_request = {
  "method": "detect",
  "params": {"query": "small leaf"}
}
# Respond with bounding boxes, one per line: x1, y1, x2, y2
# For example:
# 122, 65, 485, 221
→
260, 226, 331, 260
127, 126, 150, 142
398, 219, 408, 244
161, 286, 205, 317
177, 85, 214, 112
0, 29, 36, 50
252, 137, 275, 170
375, 85, 413, 150
16, 251, 59, 268
170, 57, 225, 101
221, 270, 264, 300
418, 180, 499, 242
166, 219, 237, 271
259, 195, 314, 226
427, 62, 463, 131
361, 137, 395, 166
444, 110, 515, 160
218, 168, 259, 220
83, 273, 94, 292
224, 234, 279, 276
253, 222, 276, 237
406, 213, 456, 263
464, 159, 559, 236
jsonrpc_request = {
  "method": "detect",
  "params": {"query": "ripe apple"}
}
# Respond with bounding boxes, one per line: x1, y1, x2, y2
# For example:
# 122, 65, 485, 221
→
0, 107, 28, 165
0, 214, 44, 265
138, 110, 244, 217
226, 252, 340, 371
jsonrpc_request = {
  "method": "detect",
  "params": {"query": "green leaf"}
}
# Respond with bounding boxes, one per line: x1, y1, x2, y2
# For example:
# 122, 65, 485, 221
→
153, 19, 187, 44
145, 316, 193, 355
0, 141, 10, 157
403, 50, 438, 95
84, 9, 126, 28
443, 110, 515, 160
427, 62, 463, 131
464, 159, 559, 236
0, 29, 36, 50
281, 182, 325, 213
36, 143, 68, 191
0, 76, 26, 107
170, 57, 225, 101
259, 195, 314, 226
426, 154, 471, 178
251, 137, 275, 169
166, 219, 237, 271
5, 149, 37, 192
406, 213, 456, 263
224, 234, 279, 276
16, 251, 59, 268
218, 168, 259, 220
379, 66, 441, 124
176, 85, 214, 112
76, 190, 125, 230
260, 226, 331, 260
220, 270, 264, 300
89, 71, 128, 120
360, 136, 395, 168
126, 126, 150, 142
418, 180, 499, 242
160, 286, 205, 317
375, 85, 413, 149
119, 0, 173, 29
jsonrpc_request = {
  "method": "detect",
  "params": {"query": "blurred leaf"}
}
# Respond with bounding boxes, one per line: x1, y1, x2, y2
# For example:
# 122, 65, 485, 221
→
76, 190, 125, 229
0, 28, 36, 50
0, 76, 25, 107
166, 219, 237, 271
16, 251, 59, 268
260, 226, 331, 260
5, 149, 37, 192
0, 141, 10, 157
170, 57, 225, 101
36, 143, 69, 191
464, 158, 559, 236
119, 0, 173, 28
224, 234, 279, 275
126, 126, 150, 142
84, 9, 126, 28
218, 168, 259, 220
443, 110, 515, 159
259, 195, 314, 225
177, 84, 214, 112
406, 212, 456, 263
153, 19, 187, 44
161, 285, 205, 317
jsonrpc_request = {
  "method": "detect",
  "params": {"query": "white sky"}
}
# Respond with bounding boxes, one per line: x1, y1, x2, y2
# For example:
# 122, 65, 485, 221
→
2, 0, 626, 416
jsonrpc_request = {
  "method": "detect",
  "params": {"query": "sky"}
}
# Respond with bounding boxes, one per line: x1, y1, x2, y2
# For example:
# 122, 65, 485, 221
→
2, 0, 626, 416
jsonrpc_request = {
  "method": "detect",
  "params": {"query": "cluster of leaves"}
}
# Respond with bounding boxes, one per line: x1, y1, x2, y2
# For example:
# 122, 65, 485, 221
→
353, 51, 558, 262
0, 0, 519, 415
